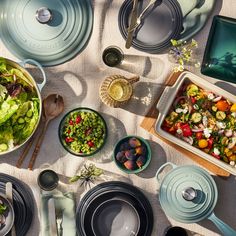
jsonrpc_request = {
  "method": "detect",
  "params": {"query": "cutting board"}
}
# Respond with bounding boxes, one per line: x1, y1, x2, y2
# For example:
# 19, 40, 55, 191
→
140, 71, 230, 177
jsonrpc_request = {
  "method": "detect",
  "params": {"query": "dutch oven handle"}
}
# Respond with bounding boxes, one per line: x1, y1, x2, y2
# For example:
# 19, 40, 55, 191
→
155, 162, 177, 184
19, 59, 46, 91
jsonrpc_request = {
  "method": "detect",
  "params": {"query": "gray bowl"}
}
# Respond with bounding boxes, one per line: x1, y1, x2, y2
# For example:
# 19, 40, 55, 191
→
91, 198, 140, 236
0, 193, 15, 236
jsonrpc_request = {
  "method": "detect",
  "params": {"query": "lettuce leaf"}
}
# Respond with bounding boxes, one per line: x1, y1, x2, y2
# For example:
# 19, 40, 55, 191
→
0, 99, 19, 125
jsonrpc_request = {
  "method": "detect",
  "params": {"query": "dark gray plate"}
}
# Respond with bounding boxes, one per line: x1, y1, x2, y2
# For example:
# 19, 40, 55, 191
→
76, 181, 153, 236
119, 0, 183, 53
0, 174, 34, 236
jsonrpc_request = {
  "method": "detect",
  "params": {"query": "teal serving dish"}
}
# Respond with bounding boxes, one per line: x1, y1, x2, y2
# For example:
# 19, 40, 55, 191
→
201, 15, 236, 83
113, 136, 151, 174
58, 108, 107, 157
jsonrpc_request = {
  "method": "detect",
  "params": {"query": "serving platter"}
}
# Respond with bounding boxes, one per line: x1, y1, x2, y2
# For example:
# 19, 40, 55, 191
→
0, 173, 34, 236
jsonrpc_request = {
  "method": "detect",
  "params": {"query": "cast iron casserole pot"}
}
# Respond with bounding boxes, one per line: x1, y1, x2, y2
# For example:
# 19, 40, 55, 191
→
156, 162, 236, 236
0, 57, 46, 154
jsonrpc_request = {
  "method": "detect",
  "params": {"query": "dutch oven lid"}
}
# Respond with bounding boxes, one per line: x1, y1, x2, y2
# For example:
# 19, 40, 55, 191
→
158, 164, 218, 223
0, 0, 93, 66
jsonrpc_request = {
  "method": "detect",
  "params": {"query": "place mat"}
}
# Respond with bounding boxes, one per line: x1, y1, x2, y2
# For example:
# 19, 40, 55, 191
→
0, 173, 34, 236
40, 192, 76, 236
140, 71, 230, 177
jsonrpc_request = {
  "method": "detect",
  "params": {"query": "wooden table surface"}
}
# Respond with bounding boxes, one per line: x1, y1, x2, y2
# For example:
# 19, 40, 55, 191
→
0, 1, 236, 235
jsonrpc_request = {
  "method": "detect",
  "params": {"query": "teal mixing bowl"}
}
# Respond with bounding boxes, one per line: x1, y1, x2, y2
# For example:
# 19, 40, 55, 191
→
113, 135, 151, 174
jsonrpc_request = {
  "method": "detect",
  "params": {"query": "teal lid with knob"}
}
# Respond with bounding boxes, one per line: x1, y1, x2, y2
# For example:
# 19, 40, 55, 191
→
0, 0, 93, 66
156, 163, 218, 223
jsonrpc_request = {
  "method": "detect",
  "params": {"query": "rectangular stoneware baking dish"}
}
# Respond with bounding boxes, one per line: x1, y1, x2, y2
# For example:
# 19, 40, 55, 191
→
155, 71, 236, 175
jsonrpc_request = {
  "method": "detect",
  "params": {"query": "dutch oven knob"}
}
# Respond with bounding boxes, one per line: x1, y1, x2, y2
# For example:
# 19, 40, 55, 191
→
36, 7, 52, 24
182, 187, 197, 201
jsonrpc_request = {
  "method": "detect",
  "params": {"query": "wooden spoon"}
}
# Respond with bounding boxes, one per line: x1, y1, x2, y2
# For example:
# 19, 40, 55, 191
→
28, 94, 64, 170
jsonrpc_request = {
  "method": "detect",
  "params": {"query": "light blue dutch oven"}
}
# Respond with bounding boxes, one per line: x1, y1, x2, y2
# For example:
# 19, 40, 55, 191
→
156, 162, 236, 236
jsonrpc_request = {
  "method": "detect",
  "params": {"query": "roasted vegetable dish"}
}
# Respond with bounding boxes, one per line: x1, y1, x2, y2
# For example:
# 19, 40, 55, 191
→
162, 81, 236, 168
0, 58, 40, 152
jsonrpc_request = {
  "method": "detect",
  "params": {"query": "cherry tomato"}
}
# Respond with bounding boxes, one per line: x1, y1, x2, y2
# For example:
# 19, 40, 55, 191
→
211, 152, 220, 159
195, 132, 203, 140
87, 141, 94, 147
76, 116, 82, 124
190, 97, 196, 104
216, 100, 230, 112
181, 124, 192, 137
65, 137, 74, 143
69, 119, 74, 125
207, 137, 214, 149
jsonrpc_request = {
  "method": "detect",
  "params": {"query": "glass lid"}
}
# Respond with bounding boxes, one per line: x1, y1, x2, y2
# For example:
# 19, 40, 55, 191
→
159, 165, 218, 223
0, 0, 93, 66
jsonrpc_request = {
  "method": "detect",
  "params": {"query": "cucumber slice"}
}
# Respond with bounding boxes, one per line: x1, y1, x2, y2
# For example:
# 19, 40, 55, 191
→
18, 117, 25, 124
216, 111, 226, 120
0, 143, 8, 151
191, 112, 202, 123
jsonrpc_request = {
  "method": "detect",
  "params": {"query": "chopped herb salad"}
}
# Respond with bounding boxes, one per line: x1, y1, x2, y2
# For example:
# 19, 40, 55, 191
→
0, 58, 40, 153
162, 81, 236, 168
59, 108, 107, 156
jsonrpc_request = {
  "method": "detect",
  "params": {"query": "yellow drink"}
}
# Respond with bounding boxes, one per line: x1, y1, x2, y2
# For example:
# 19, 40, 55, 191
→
108, 79, 132, 102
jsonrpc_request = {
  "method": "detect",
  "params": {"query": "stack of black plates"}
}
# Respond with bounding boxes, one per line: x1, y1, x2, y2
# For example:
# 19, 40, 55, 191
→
119, 0, 183, 53
76, 181, 153, 236
0, 173, 34, 236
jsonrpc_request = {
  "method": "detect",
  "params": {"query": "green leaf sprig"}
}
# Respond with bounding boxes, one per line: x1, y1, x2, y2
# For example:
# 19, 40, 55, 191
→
69, 163, 104, 186
0, 203, 7, 214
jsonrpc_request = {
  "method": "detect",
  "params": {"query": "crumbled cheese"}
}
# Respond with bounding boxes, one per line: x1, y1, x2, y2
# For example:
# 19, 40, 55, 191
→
208, 93, 215, 100
176, 128, 183, 135
230, 161, 235, 166
203, 128, 212, 138
216, 121, 226, 129
231, 112, 236, 118
175, 108, 184, 113
193, 104, 199, 110
202, 116, 208, 127
183, 107, 189, 114
213, 148, 220, 156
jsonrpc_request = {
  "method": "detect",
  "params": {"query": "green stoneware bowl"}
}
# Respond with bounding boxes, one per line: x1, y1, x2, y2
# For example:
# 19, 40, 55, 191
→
58, 107, 107, 157
113, 135, 151, 174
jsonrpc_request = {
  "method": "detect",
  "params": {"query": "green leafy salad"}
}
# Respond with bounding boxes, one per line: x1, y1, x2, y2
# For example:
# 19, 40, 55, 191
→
0, 58, 40, 153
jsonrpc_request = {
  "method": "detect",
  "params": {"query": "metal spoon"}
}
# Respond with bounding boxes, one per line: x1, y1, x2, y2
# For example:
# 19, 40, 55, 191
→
28, 94, 64, 170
